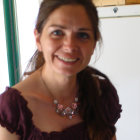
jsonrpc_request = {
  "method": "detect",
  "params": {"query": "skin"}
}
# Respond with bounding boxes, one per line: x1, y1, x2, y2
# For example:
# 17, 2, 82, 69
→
35, 4, 95, 77
0, 4, 116, 139
34, 4, 95, 100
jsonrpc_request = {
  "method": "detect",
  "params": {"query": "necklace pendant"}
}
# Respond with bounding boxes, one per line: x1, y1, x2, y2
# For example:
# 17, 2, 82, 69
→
53, 98, 79, 119
65, 107, 72, 114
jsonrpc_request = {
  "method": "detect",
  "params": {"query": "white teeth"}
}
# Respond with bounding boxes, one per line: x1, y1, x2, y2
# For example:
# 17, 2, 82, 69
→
57, 56, 77, 62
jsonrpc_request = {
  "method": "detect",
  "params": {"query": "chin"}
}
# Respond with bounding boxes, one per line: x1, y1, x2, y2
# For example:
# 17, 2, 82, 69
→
58, 70, 77, 77
52, 63, 87, 77
54, 68, 80, 77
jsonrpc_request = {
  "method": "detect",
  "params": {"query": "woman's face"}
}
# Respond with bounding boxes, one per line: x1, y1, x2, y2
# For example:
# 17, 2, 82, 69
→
35, 4, 96, 77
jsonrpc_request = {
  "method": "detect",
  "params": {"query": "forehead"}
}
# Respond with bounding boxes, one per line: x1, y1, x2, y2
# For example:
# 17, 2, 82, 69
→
43, 4, 92, 30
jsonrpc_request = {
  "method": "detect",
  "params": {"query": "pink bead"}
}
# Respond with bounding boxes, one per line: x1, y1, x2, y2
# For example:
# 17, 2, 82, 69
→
57, 104, 63, 110
72, 103, 77, 109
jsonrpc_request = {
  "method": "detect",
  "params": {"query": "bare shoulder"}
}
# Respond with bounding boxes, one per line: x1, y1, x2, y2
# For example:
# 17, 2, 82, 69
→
12, 68, 51, 112
0, 125, 20, 140
13, 70, 41, 96
11, 70, 46, 115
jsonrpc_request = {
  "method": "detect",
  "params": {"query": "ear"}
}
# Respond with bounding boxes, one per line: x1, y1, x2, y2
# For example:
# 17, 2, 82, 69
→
34, 29, 42, 52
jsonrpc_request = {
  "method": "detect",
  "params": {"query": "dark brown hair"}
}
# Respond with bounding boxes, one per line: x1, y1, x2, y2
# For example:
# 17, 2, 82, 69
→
24, 0, 122, 139
24, 0, 101, 73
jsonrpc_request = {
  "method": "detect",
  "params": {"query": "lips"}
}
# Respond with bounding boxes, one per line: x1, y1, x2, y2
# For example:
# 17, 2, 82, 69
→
57, 55, 79, 63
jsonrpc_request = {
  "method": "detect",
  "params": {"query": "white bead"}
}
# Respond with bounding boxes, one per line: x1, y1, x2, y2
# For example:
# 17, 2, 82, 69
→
75, 97, 78, 102
54, 99, 58, 104
71, 111, 74, 115
62, 111, 66, 116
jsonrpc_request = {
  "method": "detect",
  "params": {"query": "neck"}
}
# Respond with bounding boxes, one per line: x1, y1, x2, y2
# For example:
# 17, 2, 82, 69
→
40, 65, 78, 102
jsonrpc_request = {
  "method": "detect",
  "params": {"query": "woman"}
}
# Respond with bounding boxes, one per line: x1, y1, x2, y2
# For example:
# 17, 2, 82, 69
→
0, 0, 122, 139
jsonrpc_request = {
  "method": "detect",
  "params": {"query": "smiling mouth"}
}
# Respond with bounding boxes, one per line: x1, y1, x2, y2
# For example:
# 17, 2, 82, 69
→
57, 56, 78, 62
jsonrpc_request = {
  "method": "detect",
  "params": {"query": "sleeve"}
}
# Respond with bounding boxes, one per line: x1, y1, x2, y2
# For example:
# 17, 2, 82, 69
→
99, 79, 122, 125
0, 87, 32, 138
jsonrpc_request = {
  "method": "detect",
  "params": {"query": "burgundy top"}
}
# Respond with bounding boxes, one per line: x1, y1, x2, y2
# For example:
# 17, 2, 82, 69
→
0, 83, 122, 140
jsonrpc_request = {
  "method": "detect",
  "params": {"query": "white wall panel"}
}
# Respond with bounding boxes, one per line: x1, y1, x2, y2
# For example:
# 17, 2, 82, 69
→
90, 6, 140, 140
16, 0, 39, 75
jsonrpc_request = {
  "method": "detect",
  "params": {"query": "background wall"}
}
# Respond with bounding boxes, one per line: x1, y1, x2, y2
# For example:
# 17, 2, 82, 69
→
90, 5, 140, 140
16, 0, 39, 74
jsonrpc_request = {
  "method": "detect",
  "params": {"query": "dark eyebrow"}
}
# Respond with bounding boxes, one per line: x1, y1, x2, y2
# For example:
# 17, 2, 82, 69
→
78, 28, 93, 32
49, 24, 67, 29
49, 24, 92, 32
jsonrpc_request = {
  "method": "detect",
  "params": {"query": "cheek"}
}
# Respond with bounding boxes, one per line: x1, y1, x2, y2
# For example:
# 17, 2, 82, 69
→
89, 42, 96, 56
83, 45, 94, 56
81, 44, 95, 64
41, 40, 61, 59
41, 38, 55, 51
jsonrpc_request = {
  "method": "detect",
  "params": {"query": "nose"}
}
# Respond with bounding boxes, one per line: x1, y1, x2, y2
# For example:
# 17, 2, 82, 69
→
62, 34, 78, 53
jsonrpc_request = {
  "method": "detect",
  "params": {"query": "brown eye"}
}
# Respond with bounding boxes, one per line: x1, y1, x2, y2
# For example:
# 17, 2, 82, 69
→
77, 32, 90, 39
52, 30, 63, 36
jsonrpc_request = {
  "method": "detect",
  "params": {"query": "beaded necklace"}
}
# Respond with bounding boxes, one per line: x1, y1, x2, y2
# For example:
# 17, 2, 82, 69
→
40, 71, 79, 119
